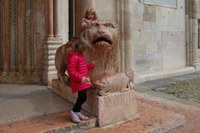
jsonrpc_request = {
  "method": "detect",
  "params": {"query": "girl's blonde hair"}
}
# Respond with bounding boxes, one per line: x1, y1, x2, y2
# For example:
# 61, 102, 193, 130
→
84, 8, 98, 20
73, 36, 91, 53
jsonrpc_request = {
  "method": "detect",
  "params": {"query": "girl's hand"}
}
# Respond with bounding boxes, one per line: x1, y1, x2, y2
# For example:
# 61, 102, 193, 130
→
82, 77, 90, 82
92, 60, 96, 65
82, 77, 87, 82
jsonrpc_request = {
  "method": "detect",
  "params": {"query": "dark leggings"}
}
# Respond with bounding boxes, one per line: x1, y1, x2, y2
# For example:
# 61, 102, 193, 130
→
72, 89, 87, 112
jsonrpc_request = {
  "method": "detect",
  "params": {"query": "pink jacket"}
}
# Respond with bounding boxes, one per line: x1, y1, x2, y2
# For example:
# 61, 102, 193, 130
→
81, 18, 92, 29
66, 52, 95, 93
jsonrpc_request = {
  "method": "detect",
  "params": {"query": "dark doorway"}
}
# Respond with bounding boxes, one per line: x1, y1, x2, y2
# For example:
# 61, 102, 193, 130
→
69, 0, 74, 39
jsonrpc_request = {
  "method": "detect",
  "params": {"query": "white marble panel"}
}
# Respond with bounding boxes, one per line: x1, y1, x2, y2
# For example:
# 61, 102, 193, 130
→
162, 41, 186, 69
161, 31, 185, 41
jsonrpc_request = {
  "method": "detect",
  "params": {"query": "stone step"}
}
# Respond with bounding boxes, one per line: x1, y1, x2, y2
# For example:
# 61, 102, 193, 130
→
0, 110, 97, 133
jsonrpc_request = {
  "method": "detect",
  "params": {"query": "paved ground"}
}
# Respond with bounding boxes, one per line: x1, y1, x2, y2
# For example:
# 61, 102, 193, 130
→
135, 71, 200, 108
84, 93, 200, 133
84, 71, 200, 133
0, 84, 71, 124
0, 89, 186, 133
0, 71, 200, 132
0, 84, 96, 133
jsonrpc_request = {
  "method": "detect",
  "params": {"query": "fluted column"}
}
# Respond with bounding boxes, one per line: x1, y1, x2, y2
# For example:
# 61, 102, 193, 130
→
124, 0, 134, 70
75, 0, 95, 35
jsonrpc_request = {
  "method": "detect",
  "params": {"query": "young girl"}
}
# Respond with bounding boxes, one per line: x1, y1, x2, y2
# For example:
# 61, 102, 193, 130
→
66, 37, 95, 123
81, 8, 98, 29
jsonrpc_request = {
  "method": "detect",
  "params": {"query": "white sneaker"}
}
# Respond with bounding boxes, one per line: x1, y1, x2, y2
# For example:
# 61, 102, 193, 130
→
70, 111, 81, 123
76, 112, 89, 120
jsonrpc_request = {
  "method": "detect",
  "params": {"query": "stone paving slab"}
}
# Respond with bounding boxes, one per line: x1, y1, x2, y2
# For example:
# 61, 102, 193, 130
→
136, 71, 200, 90
135, 71, 200, 108
84, 91, 200, 133
0, 84, 71, 124
136, 93, 200, 133
2, 70, 200, 133
0, 110, 97, 133
84, 94, 185, 133
0, 93, 185, 133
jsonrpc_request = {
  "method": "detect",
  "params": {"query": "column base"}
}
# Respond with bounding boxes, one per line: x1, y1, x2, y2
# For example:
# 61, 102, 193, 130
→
43, 37, 62, 86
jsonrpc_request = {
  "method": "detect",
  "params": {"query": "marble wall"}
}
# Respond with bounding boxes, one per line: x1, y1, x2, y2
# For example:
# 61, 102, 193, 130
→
144, 0, 177, 7
42, 0, 199, 83
91, 0, 187, 76
135, 0, 186, 73
59, 0, 69, 44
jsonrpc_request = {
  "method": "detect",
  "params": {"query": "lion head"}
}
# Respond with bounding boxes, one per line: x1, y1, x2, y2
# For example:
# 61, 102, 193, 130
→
81, 20, 119, 79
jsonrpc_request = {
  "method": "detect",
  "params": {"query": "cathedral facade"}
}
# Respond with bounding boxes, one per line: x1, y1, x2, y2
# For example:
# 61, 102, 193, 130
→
0, 0, 200, 86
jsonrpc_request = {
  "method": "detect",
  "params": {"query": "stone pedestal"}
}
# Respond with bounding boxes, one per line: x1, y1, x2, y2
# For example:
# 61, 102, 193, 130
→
51, 79, 138, 127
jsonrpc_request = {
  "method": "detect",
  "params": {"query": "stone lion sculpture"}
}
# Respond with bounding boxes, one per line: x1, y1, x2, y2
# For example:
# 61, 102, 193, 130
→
55, 19, 134, 96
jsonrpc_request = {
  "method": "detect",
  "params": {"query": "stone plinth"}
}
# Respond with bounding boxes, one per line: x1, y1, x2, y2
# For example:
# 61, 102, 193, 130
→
51, 79, 137, 127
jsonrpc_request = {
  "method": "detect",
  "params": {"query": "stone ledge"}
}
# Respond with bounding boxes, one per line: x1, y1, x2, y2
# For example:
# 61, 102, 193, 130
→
135, 67, 195, 83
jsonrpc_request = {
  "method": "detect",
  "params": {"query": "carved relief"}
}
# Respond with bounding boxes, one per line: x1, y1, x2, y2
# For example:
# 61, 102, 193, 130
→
24, 0, 33, 72
0, 0, 43, 83
9, 0, 17, 71
92, 70, 134, 96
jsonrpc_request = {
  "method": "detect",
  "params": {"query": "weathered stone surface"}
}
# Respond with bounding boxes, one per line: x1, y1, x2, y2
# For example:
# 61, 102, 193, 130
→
95, 90, 137, 127
92, 70, 134, 96
143, 5, 156, 22
51, 79, 137, 127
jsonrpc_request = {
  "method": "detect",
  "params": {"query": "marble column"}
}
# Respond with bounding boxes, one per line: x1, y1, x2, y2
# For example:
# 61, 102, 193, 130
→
46, 0, 54, 38
185, 0, 190, 66
75, 0, 95, 35
54, 0, 61, 38
118, 0, 125, 72
191, 0, 199, 68
124, 0, 134, 70
185, 0, 199, 68
43, 0, 62, 87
